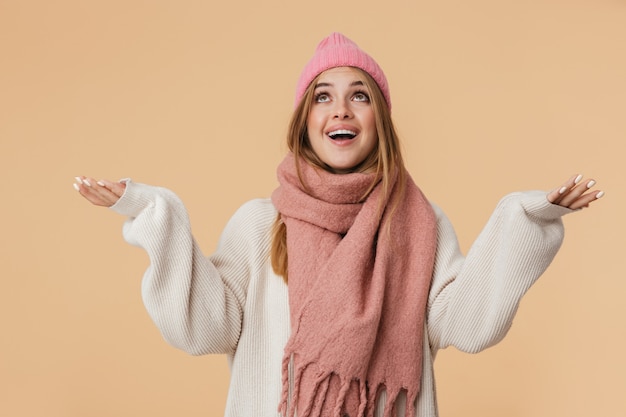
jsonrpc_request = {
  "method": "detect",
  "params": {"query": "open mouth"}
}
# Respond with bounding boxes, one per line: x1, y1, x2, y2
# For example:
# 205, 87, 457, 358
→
327, 129, 357, 140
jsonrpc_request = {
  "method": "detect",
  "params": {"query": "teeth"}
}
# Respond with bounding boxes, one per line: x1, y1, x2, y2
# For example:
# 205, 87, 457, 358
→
328, 129, 357, 139
329, 129, 356, 136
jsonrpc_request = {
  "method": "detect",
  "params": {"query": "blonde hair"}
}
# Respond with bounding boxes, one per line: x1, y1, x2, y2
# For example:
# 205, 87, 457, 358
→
271, 68, 407, 282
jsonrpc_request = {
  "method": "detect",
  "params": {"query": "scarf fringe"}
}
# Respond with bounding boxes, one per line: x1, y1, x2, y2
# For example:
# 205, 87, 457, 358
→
366, 383, 383, 417
279, 357, 419, 417
382, 389, 399, 417
331, 378, 350, 416
358, 379, 368, 417
405, 387, 417, 417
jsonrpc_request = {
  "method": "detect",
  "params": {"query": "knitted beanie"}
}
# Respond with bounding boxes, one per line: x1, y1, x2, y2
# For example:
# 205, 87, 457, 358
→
295, 32, 391, 109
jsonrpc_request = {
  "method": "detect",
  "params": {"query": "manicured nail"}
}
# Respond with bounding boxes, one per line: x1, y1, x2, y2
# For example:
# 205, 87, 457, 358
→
574, 174, 583, 184
73, 183, 80, 192
96, 180, 105, 187
74, 176, 83, 185
586, 180, 596, 188
559, 186, 567, 194
596, 191, 605, 199
83, 179, 91, 187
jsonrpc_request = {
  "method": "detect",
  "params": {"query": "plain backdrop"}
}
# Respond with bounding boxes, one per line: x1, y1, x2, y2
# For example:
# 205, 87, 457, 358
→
1, 1, 624, 416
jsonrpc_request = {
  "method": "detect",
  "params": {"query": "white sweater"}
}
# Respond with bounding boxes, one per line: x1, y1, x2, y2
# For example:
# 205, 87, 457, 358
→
110, 180, 570, 417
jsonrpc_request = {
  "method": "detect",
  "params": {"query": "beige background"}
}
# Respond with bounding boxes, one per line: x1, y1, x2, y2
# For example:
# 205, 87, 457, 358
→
1, 0, 624, 416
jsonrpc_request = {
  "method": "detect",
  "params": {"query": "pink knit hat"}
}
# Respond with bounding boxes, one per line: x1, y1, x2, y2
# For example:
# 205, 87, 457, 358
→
295, 32, 391, 109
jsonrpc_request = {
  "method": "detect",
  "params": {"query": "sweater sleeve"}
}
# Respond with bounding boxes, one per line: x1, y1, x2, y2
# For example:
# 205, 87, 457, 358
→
109, 180, 271, 356
426, 190, 573, 354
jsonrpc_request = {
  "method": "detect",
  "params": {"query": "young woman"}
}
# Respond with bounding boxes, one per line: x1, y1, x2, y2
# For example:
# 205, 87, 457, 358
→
74, 33, 603, 417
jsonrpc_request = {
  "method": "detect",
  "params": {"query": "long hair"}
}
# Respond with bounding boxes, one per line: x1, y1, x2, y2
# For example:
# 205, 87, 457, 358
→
271, 68, 407, 282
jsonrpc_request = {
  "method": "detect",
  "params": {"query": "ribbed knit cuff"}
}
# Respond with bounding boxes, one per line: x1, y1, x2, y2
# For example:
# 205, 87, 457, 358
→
520, 190, 574, 220
109, 179, 156, 218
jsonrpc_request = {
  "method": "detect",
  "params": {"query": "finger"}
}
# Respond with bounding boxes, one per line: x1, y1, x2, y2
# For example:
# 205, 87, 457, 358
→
547, 187, 565, 204
74, 180, 110, 206
547, 174, 583, 204
559, 178, 596, 208
96, 179, 126, 198
84, 177, 122, 206
568, 190, 605, 210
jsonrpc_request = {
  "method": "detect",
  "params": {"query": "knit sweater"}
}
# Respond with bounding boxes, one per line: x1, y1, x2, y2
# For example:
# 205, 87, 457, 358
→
110, 180, 571, 417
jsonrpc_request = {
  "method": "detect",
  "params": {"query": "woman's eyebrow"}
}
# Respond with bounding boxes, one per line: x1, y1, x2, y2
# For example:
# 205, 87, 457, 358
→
314, 82, 332, 89
314, 80, 365, 89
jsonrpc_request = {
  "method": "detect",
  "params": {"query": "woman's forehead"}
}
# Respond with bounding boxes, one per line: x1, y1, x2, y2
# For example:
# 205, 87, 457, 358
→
318, 66, 365, 79
316, 67, 368, 86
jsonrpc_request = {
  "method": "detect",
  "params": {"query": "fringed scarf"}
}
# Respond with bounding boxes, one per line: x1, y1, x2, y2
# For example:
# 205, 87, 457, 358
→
271, 154, 437, 417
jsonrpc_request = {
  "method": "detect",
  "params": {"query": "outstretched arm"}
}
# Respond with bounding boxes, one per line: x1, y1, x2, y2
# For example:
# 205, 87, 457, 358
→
72, 176, 249, 356
427, 174, 603, 353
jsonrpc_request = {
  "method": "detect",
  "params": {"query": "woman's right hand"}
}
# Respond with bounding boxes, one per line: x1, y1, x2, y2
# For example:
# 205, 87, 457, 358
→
73, 176, 126, 207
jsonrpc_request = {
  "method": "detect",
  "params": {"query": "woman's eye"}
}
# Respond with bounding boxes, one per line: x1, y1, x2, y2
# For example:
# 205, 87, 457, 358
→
315, 93, 330, 103
353, 92, 369, 102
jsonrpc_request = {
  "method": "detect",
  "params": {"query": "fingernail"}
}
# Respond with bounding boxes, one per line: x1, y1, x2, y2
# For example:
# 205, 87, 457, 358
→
73, 183, 80, 192
83, 179, 91, 187
96, 180, 105, 187
74, 176, 83, 185
587, 180, 596, 188
559, 186, 567, 194
574, 174, 583, 184
596, 191, 605, 199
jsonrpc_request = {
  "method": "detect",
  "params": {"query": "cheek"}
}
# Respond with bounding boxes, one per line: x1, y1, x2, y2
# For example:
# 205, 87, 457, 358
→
362, 112, 378, 149
306, 111, 324, 133
363, 110, 376, 131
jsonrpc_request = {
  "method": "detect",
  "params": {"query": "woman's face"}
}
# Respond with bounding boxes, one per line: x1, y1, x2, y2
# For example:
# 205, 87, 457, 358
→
306, 67, 378, 174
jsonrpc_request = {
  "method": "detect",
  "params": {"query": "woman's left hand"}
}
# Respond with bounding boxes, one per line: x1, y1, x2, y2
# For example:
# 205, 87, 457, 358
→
547, 174, 604, 210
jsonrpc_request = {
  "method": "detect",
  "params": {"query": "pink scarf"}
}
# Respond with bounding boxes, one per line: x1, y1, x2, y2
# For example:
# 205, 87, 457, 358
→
271, 155, 437, 417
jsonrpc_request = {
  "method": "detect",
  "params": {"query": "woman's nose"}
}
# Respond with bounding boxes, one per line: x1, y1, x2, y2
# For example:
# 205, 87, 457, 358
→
333, 100, 353, 119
